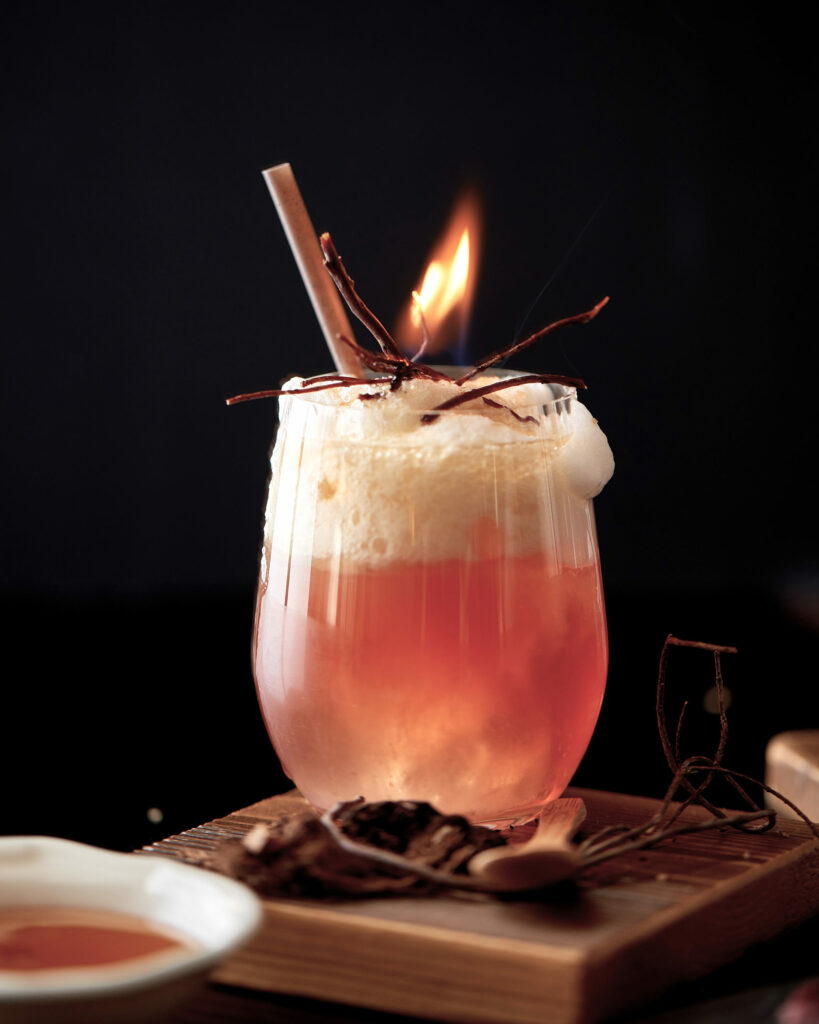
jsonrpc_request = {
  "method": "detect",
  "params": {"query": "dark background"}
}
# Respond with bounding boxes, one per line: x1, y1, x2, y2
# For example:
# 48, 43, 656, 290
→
2, 2, 817, 851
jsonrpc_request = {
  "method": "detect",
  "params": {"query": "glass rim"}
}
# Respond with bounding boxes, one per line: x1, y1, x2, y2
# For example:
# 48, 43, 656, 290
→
280, 366, 578, 415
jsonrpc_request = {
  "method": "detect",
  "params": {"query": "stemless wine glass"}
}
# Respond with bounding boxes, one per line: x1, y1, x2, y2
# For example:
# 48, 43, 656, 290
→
252, 370, 609, 826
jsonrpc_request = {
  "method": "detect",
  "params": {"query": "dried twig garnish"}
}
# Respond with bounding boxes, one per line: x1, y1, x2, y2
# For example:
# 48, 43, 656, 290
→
656, 637, 735, 822
420, 373, 586, 425
578, 635, 819, 870
319, 233, 406, 361
225, 375, 392, 406
455, 296, 610, 384
482, 397, 538, 425
227, 231, 604, 406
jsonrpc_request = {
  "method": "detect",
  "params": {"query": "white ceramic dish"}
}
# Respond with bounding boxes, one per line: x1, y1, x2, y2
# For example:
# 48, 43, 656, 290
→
0, 835, 262, 1024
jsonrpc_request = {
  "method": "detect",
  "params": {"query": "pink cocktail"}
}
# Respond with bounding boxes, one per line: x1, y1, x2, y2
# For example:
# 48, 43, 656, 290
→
253, 370, 612, 825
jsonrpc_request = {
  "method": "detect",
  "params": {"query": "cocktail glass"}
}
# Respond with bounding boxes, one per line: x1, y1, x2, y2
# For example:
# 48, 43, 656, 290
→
252, 370, 608, 826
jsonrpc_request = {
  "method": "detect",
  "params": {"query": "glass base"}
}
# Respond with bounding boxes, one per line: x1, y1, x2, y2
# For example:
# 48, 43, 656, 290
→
472, 799, 553, 830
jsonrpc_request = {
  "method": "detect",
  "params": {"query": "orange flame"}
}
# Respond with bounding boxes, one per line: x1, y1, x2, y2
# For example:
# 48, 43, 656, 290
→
394, 190, 482, 358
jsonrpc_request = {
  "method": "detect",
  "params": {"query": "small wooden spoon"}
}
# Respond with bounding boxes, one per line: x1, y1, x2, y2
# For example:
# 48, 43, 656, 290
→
468, 798, 586, 891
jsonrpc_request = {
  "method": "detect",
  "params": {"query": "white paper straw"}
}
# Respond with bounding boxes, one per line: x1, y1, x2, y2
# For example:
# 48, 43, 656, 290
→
262, 163, 361, 375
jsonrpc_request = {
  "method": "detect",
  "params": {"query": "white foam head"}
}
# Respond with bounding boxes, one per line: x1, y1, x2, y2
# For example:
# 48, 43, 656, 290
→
262, 371, 614, 568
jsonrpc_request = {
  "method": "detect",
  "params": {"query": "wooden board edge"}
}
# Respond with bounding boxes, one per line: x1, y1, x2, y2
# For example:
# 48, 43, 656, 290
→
214, 899, 586, 1024
579, 837, 819, 1023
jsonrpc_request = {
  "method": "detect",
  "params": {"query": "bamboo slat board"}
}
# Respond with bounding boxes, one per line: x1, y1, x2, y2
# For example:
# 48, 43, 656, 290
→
143, 789, 819, 1024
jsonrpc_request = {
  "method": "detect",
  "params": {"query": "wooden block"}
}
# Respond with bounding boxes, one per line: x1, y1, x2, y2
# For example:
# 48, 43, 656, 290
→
143, 789, 819, 1024
766, 730, 819, 822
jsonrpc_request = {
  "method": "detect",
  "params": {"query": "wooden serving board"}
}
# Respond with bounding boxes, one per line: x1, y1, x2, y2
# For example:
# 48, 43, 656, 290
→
143, 789, 819, 1024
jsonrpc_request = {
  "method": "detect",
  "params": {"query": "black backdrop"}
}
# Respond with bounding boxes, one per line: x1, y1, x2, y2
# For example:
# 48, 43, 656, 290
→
2, 2, 817, 850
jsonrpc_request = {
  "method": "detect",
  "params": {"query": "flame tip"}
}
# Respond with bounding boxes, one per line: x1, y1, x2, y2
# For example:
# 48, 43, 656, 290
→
394, 189, 482, 357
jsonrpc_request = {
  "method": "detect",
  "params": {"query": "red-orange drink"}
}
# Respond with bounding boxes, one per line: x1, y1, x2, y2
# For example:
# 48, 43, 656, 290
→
253, 371, 613, 825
